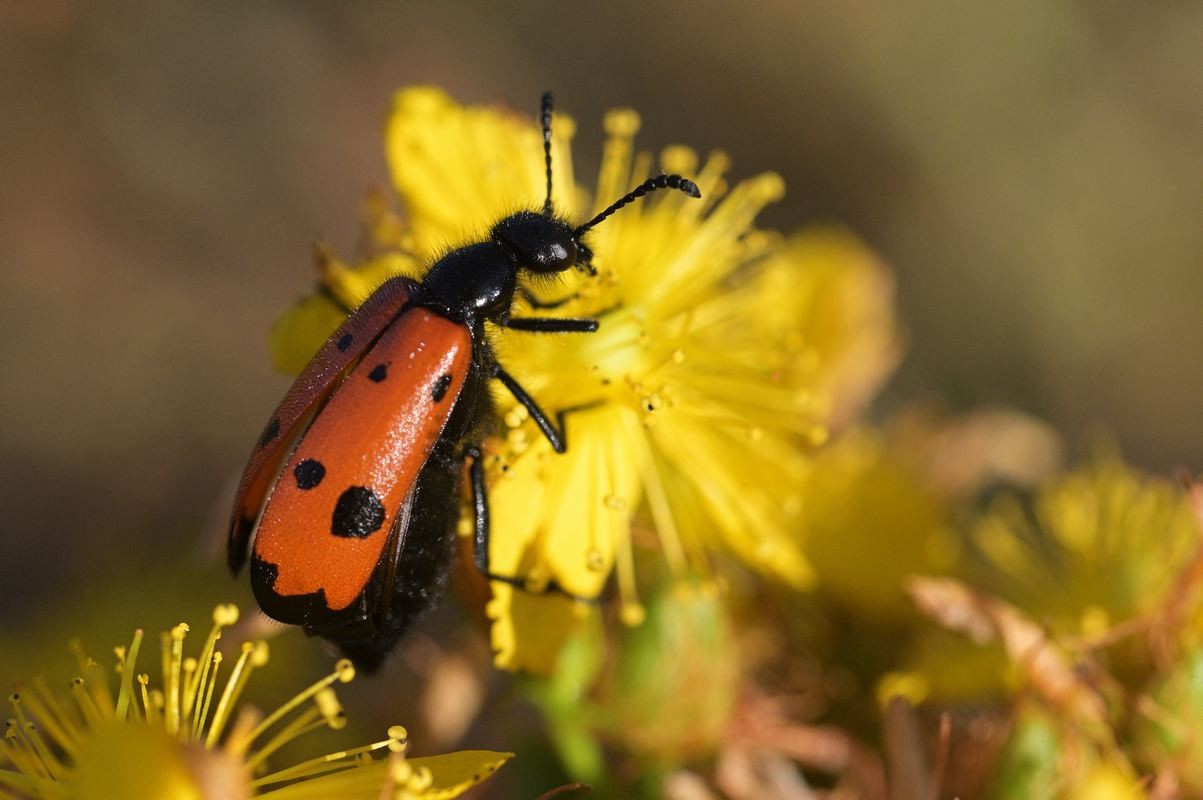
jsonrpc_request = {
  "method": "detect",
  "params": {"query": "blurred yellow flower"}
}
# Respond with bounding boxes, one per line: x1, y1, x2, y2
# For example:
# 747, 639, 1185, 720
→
801, 427, 953, 620
270, 86, 900, 673
0, 605, 509, 799
970, 454, 1197, 643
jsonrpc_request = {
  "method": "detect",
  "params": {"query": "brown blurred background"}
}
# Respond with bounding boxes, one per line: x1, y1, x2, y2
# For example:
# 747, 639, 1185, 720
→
1, 1, 1200, 666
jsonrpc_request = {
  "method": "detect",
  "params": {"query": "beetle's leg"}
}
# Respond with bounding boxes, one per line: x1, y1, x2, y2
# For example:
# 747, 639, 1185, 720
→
465, 448, 602, 604
516, 287, 579, 311
493, 367, 570, 452
501, 316, 599, 333
467, 447, 491, 575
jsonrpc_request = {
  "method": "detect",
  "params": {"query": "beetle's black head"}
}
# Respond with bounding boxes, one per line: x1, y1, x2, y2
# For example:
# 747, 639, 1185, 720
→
491, 210, 580, 275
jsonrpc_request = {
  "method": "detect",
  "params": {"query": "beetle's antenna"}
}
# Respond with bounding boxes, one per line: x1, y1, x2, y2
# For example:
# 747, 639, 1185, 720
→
574, 173, 701, 236
541, 92, 554, 215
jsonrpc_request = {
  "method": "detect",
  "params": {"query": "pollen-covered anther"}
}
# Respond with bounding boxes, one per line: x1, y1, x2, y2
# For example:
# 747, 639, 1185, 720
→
620, 603, 647, 626
749, 172, 786, 203
314, 688, 346, 730
505, 427, 529, 452
503, 406, 528, 429
604, 494, 628, 512
641, 393, 663, 412
661, 145, 699, 177
391, 753, 414, 779
603, 108, 641, 138
586, 548, 607, 571
522, 571, 551, 594
212, 604, 240, 626
334, 658, 356, 683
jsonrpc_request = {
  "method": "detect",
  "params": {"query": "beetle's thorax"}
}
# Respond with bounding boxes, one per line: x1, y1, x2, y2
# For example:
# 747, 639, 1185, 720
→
421, 241, 519, 326
422, 211, 580, 327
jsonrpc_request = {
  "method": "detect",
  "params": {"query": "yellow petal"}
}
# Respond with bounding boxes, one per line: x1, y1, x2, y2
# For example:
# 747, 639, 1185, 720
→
269, 292, 346, 375
268, 251, 421, 376
488, 583, 592, 675
385, 87, 578, 260
405, 751, 514, 800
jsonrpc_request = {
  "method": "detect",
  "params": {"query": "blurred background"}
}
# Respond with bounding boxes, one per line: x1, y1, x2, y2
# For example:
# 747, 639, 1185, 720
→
1, 0, 1201, 790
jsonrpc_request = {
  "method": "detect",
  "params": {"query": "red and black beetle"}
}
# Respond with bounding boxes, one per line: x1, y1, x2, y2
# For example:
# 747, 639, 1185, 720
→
227, 93, 700, 670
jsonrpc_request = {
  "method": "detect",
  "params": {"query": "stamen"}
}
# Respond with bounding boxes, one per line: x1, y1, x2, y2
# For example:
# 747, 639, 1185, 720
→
646, 172, 783, 310
114, 629, 143, 722
19, 721, 64, 781
204, 642, 255, 748
620, 411, 691, 575
0, 755, 56, 796
2, 727, 56, 792
69, 680, 102, 728
660, 145, 698, 180
244, 706, 324, 770
184, 615, 224, 733
191, 653, 223, 743
240, 659, 355, 751
137, 675, 158, 725
165, 623, 189, 736
689, 151, 732, 216
7, 721, 48, 781
250, 726, 406, 787
595, 110, 641, 213
612, 482, 644, 626
8, 697, 64, 781
22, 682, 80, 756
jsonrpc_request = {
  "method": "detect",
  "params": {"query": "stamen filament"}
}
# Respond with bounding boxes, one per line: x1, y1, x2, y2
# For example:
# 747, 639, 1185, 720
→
69, 680, 102, 728
245, 709, 325, 770
21, 685, 78, 756
191, 653, 222, 743
241, 659, 354, 751
6, 724, 49, 781
114, 629, 143, 722
250, 738, 396, 787
205, 643, 255, 748
165, 623, 189, 735
137, 675, 158, 725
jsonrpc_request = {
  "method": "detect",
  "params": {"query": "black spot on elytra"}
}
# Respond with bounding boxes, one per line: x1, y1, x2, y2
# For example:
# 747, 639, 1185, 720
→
293, 459, 326, 490
258, 418, 281, 448
336, 333, 353, 352
432, 373, 452, 402
367, 363, 388, 383
331, 486, 386, 538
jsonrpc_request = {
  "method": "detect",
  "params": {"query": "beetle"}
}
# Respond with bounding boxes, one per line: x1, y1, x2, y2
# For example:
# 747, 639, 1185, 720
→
227, 92, 701, 670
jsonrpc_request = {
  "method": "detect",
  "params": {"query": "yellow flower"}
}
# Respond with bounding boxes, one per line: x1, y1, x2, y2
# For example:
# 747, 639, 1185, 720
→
801, 427, 954, 621
970, 454, 1196, 643
270, 86, 899, 672
0, 605, 509, 799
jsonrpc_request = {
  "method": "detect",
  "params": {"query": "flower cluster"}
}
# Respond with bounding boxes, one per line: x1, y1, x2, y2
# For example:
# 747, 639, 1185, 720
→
271, 87, 900, 672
